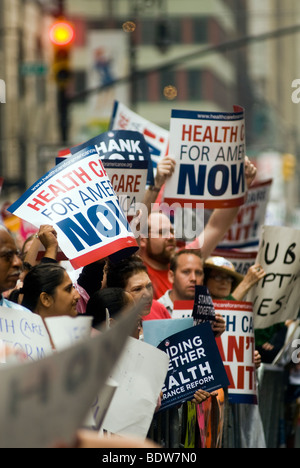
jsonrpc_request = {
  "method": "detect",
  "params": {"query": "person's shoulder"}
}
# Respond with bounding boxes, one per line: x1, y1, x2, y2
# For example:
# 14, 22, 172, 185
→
151, 300, 172, 318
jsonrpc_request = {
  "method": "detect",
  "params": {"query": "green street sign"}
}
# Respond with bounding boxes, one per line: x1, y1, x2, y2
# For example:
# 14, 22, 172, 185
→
20, 63, 48, 76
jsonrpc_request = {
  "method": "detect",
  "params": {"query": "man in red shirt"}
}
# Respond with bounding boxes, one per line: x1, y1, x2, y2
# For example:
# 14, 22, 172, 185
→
140, 156, 257, 300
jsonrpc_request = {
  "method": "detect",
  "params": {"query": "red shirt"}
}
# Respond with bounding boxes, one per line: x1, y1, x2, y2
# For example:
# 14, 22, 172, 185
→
144, 262, 172, 300
143, 300, 171, 321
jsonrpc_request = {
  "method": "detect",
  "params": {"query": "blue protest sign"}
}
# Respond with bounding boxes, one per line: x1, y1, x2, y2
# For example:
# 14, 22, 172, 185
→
71, 129, 154, 186
8, 146, 139, 269
157, 323, 229, 411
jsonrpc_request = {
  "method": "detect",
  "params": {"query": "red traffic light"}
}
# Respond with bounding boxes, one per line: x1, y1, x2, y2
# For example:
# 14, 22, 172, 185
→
49, 21, 74, 46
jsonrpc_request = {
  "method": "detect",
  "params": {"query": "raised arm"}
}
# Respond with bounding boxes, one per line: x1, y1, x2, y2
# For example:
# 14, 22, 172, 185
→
199, 157, 257, 259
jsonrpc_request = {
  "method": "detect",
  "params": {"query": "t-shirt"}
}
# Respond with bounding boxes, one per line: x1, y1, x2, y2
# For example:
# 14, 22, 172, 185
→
142, 299, 171, 321
144, 262, 172, 300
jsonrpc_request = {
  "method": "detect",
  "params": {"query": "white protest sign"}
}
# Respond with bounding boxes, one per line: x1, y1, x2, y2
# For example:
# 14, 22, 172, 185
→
247, 225, 300, 329
110, 100, 170, 170
101, 337, 169, 439
214, 301, 257, 405
0, 307, 52, 361
218, 179, 273, 249
104, 160, 148, 217
8, 147, 139, 269
88, 378, 118, 431
164, 106, 246, 209
44, 316, 93, 351
0, 302, 140, 448
172, 300, 193, 319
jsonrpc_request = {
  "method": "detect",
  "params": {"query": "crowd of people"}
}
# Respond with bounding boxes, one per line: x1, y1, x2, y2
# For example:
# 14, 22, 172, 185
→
0, 152, 299, 449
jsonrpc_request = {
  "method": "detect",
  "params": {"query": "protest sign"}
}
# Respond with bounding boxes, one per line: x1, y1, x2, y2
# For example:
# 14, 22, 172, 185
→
71, 129, 154, 186
0, 307, 52, 361
158, 323, 230, 411
172, 300, 193, 319
0, 301, 140, 448
44, 316, 93, 351
217, 179, 272, 249
88, 378, 118, 431
143, 317, 193, 348
57, 153, 148, 218
8, 147, 139, 269
101, 337, 169, 439
214, 301, 257, 405
163, 106, 246, 209
110, 100, 170, 170
192, 285, 216, 324
212, 249, 257, 276
102, 160, 148, 217
247, 225, 300, 329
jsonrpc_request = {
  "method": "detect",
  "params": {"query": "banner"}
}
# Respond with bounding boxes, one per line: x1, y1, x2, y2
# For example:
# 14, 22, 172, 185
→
0, 301, 140, 448
217, 179, 273, 250
71, 129, 154, 186
8, 147, 139, 269
163, 106, 246, 209
214, 301, 257, 405
247, 225, 300, 329
158, 323, 230, 411
0, 307, 52, 361
110, 100, 170, 170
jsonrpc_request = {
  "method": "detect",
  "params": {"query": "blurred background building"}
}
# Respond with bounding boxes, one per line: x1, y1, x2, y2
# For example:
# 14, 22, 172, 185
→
0, 0, 300, 224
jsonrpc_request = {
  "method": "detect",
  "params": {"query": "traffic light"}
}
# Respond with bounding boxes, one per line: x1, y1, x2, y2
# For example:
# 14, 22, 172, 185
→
49, 20, 75, 88
282, 153, 296, 181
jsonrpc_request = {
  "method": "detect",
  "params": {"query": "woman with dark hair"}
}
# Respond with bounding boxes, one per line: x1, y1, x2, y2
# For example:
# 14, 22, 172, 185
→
21, 263, 80, 319
86, 287, 134, 329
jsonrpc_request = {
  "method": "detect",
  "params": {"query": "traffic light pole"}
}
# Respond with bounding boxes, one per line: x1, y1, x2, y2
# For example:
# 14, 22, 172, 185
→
57, 87, 69, 143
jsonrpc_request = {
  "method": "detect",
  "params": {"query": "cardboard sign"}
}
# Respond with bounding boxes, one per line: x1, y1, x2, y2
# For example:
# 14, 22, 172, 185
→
101, 337, 169, 439
71, 129, 154, 186
0, 307, 52, 361
247, 225, 300, 329
8, 147, 139, 269
214, 301, 257, 405
218, 179, 272, 249
163, 106, 246, 209
0, 302, 140, 448
158, 323, 230, 411
110, 100, 170, 170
